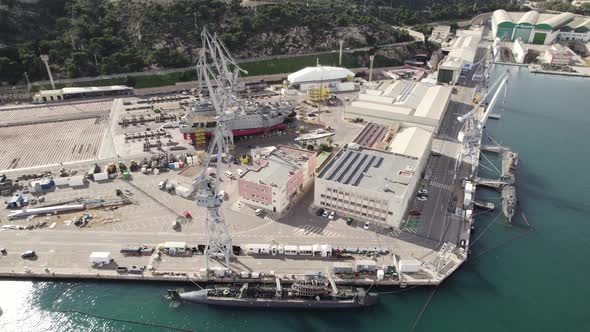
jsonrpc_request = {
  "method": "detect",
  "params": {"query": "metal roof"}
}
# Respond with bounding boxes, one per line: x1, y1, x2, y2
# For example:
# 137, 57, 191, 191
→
517, 11, 540, 25
493, 10, 513, 25
536, 12, 575, 30
387, 126, 432, 159
287, 66, 354, 84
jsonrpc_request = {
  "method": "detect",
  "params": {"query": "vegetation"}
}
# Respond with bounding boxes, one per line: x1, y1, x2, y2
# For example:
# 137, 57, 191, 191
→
541, 1, 590, 16
0, 0, 517, 86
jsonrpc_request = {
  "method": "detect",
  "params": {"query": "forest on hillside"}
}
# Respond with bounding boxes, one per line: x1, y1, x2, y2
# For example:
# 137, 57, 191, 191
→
0, 0, 516, 85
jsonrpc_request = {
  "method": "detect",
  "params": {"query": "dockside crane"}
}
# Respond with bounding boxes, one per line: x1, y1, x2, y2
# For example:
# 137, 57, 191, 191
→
455, 71, 509, 175
191, 29, 247, 271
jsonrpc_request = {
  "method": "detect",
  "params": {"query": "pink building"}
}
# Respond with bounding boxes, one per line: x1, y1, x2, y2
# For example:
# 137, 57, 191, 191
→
237, 145, 316, 215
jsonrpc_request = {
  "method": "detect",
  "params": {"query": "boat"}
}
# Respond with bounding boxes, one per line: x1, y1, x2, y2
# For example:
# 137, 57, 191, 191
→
167, 278, 378, 309
179, 99, 295, 139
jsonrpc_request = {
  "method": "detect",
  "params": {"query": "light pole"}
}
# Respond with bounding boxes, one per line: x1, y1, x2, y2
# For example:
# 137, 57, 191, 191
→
40, 55, 55, 89
339, 40, 343, 66
24, 72, 31, 92
369, 55, 375, 83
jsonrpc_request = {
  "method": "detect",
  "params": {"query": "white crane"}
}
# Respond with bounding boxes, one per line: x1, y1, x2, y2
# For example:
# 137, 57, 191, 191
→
455, 71, 509, 176
191, 29, 247, 271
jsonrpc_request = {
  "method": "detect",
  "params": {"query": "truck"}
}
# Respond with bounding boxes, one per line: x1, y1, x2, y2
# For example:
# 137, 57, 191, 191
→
90, 252, 113, 267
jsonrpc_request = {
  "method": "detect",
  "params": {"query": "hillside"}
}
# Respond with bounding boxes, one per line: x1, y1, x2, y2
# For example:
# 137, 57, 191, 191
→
0, 0, 515, 85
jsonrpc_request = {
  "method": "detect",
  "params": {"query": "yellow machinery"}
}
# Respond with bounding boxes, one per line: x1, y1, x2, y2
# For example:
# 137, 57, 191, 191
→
307, 85, 330, 102
195, 127, 206, 146
240, 153, 249, 164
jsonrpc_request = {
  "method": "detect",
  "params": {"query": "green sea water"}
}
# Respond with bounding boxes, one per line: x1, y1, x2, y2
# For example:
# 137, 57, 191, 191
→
1, 65, 589, 332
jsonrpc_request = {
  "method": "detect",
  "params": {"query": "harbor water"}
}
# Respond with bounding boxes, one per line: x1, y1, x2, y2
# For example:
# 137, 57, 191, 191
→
1, 65, 590, 331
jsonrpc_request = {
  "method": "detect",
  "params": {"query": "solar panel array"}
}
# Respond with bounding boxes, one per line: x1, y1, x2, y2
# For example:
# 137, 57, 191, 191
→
320, 149, 384, 187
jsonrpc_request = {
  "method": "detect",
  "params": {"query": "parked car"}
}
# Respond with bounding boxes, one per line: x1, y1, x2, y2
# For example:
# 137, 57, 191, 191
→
254, 209, 263, 216
418, 189, 429, 195
363, 223, 370, 230
409, 210, 422, 216
21, 250, 36, 259
315, 208, 325, 216
116, 266, 128, 273
129, 265, 145, 274
417, 195, 428, 201
328, 211, 336, 220
1, 248, 7, 255
322, 210, 330, 218
345, 217, 353, 225
158, 180, 167, 190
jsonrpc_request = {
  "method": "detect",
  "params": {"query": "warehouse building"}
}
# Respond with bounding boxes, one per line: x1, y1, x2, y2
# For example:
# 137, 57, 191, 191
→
237, 145, 316, 215
347, 80, 452, 134
437, 27, 483, 84
287, 66, 355, 92
491, 10, 588, 44
33, 86, 133, 103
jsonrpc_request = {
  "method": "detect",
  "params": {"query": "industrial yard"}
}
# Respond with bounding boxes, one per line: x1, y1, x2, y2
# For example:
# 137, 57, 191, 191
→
0, 22, 515, 292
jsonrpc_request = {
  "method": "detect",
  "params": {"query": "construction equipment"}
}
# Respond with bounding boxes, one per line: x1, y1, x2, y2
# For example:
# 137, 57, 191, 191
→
129, 160, 139, 172
107, 163, 117, 174
118, 162, 127, 172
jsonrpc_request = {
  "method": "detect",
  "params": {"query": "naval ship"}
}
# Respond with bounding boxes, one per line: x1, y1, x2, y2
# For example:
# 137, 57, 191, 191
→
167, 278, 378, 309
179, 99, 294, 140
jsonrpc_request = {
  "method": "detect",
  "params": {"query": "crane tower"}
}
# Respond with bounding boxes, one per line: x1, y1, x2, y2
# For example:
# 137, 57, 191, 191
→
192, 29, 246, 270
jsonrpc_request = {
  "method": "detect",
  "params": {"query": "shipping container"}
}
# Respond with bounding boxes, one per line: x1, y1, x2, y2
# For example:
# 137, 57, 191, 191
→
355, 260, 377, 273
399, 259, 421, 273
90, 252, 112, 266
69, 176, 86, 187
93, 172, 109, 182
332, 262, 354, 274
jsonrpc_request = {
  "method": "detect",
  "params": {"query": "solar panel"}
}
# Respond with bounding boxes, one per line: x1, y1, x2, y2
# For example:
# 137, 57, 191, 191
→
347, 155, 376, 185
320, 149, 350, 179
335, 152, 362, 182
328, 150, 356, 181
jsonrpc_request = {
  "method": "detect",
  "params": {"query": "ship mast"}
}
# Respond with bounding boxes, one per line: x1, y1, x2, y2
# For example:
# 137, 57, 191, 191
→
192, 29, 246, 270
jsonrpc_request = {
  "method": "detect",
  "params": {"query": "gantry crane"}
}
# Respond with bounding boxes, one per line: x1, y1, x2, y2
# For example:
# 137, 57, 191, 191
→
191, 29, 247, 270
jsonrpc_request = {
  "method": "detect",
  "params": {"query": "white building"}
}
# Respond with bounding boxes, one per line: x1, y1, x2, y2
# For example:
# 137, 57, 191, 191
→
347, 80, 452, 134
237, 145, 317, 215
430, 25, 451, 44
539, 44, 580, 65
315, 142, 424, 227
437, 27, 483, 84
287, 66, 355, 92
33, 85, 133, 103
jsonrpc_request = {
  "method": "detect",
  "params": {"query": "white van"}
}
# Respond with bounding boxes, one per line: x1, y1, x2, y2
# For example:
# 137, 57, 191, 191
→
224, 170, 234, 178
236, 169, 245, 177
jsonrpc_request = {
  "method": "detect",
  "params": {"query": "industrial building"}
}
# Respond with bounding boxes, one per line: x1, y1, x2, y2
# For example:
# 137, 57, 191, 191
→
491, 10, 590, 44
237, 145, 316, 215
287, 66, 355, 92
314, 142, 422, 227
347, 80, 452, 134
33, 86, 133, 103
539, 44, 581, 65
437, 27, 483, 84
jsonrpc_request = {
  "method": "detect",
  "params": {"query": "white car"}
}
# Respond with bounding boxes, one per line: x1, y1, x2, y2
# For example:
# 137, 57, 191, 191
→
363, 222, 370, 230
418, 189, 429, 195
254, 209, 263, 216
322, 210, 330, 218
417, 195, 428, 201
328, 211, 335, 220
